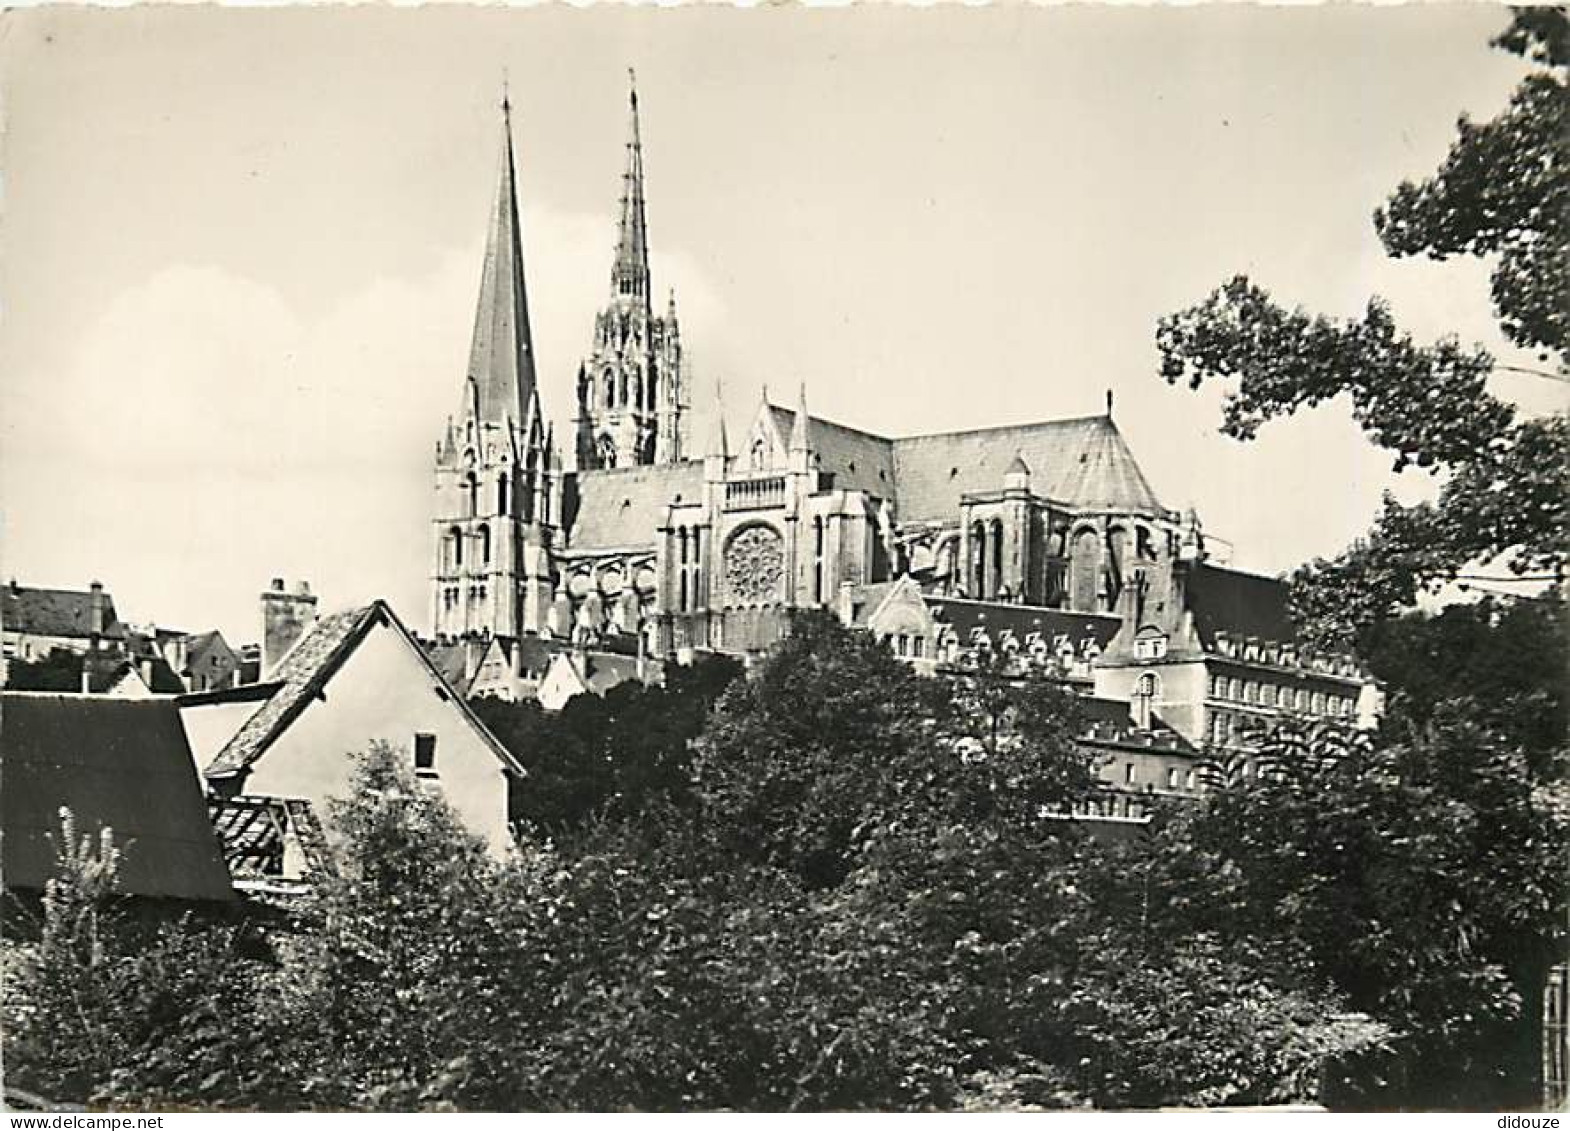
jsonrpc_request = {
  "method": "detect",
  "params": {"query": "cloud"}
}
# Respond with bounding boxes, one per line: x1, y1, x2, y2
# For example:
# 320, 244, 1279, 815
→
0, 205, 730, 644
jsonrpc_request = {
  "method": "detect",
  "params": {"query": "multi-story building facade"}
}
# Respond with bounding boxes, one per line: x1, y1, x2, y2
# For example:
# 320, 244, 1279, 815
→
426, 80, 1378, 761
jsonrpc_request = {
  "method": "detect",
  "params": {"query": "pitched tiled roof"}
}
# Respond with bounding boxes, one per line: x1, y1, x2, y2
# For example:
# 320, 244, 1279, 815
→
2, 584, 126, 641
848, 581, 899, 627
567, 461, 705, 550
1185, 564, 1296, 649
205, 606, 379, 777
1, 693, 235, 900
891, 415, 1165, 522
184, 630, 235, 670
767, 406, 897, 499
926, 596, 1123, 649
205, 601, 523, 780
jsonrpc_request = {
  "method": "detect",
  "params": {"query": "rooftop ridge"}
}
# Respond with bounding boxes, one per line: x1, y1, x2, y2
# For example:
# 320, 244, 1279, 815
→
891, 413, 1111, 444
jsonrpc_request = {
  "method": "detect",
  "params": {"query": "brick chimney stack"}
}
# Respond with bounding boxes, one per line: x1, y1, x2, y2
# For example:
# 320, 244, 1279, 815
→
88, 580, 105, 637
261, 578, 318, 678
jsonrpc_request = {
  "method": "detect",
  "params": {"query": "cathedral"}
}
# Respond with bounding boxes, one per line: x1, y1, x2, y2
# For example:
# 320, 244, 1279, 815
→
430, 80, 1375, 757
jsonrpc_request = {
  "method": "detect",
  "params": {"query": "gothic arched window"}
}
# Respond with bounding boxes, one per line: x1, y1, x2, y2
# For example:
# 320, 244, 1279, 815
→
598, 435, 618, 469
750, 438, 767, 471
970, 521, 987, 597
812, 516, 825, 604
497, 473, 510, 516
988, 519, 1004, 600
465, 473, 479, 518
479, 524, 492, 566
1069, 528, 1099, 612
677, 527, 690, 612
603, 369, 616, 410
449, 525, 464, 570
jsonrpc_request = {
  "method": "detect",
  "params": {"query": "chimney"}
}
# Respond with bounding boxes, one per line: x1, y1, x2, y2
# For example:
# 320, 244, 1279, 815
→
261, 578, 318, 677
88, 580, 105, 637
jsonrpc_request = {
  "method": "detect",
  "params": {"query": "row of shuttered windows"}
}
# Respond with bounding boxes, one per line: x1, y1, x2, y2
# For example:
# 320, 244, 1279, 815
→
1211, 674, 1355, 717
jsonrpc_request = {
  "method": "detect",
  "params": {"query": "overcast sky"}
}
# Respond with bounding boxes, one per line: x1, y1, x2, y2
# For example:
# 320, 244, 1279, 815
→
3, 4, 1563, 645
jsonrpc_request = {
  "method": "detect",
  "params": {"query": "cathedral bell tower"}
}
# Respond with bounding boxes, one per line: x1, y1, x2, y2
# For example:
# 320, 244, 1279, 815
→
575, 72, 686, 470
432, 91, 559, 641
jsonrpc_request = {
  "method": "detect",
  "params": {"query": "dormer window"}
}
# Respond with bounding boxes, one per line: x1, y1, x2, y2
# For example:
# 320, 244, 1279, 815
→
1133, 633, 1168, 661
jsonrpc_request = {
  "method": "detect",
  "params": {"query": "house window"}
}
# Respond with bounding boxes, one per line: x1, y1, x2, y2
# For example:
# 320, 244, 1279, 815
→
1124, 762, 1137, 784
414, 733, 437, 776
1167, 767, 1180, 789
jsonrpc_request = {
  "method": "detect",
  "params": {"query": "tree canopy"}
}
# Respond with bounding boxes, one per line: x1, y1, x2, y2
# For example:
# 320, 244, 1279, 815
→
1155, 8, 1569, 648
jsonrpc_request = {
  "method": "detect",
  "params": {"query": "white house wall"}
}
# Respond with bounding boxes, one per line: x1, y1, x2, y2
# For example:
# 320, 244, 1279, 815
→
236, 621, 515, 856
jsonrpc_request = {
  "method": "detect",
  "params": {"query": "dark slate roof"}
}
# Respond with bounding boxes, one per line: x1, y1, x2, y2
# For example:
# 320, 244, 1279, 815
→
101, 655, 184, 695
891, 415, 1165, 522
1185, 564, 1296, 648
926, 597, 1123, 649
767, 406, 897, 499
584, 652, 643, 695
2, 584, 126, 641
205, 601, 523, 780
426, 640, 474, 695
1077, 694, 1196, 753
567, 461, 706, 550
1, 693, 235, 900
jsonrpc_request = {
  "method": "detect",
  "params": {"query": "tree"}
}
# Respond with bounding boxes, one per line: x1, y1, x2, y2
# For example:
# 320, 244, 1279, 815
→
1155, 8, 1569, 648
472, 653, 741, 842
2, 810, 282, 1109
1125, 654, 1568, 1109
5, 647, 89, 692
282, 743, 548, 1110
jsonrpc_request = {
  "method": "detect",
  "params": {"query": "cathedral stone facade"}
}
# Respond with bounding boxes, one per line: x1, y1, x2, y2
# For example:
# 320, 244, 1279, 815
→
429, 82, 1376, 759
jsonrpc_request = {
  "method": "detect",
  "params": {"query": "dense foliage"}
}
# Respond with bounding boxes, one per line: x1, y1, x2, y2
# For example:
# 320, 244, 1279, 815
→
1156, 8, 1569, 649
4, 647, 90, 692
471, 653, 741, 841
2, 615, 1387, 1111
6, 18, 1561, 1108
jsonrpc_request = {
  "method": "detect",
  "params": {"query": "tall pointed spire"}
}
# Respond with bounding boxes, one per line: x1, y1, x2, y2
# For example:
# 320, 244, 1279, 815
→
611, 68, 651, 305
464, 87, 539, 427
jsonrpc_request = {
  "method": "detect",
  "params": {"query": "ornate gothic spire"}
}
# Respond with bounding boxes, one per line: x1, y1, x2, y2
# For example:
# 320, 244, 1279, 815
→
464, 88, 539, 428
610, 69, 651, 305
